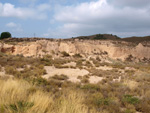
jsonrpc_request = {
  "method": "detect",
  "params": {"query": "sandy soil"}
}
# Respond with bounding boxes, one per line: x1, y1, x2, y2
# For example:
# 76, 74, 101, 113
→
43, 66, 105, 83
89, 76, 103, 84
0, 71, 5, 76
0, 67, 6, 77
63, 62, 76, 67
96, 66, 113, 70
17, 68, 24, 71
43, 66, 89, 82
0, 71, 13, 78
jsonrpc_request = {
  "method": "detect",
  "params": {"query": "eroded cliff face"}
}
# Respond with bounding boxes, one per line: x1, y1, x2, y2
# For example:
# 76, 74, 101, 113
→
0, 39, 150, 61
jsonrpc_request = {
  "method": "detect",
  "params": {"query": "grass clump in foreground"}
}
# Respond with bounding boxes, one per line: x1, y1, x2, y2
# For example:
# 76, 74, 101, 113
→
0, 78, 91, 113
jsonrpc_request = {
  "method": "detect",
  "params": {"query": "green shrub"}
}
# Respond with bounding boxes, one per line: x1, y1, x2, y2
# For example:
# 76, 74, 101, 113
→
0, 105, 5, 113
76, 60, 83, 68
90, 58, 100, 67
52, 74, 69, 80
124, 109, 136, 113
32, 77, 48, 86
89, 69, 103, 77
81, 78, 89, 83
111, 63, 125, 69
94, 98, 111, 106
96, 56, 101, 61
54, 64, 69, 68
73, 54, 82, 58
93, 34, 107, 40
48, 79, 62, 88
0, 32, 11, 39
61, 51, 70, 57
80, 84, 100, 91
85, 92, 112, 110
85, 61, 92, 68
5, 66, 18, 75
0, 66, 2, 72
40, 58, 53, 66
123, 95, 140, 105
9, 101, 34, 113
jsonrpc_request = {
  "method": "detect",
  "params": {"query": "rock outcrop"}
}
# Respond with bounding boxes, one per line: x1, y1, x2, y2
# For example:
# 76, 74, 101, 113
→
0, 39, 150, 61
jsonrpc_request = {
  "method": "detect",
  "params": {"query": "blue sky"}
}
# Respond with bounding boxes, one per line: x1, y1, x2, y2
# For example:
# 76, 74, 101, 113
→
0, 0, 150, 38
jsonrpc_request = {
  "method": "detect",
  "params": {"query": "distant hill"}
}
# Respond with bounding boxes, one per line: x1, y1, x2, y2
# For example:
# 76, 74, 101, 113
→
72, 34, 150, 43
72, 34, 121, 40
122, 36, 150, 43
1, 34, 150, 43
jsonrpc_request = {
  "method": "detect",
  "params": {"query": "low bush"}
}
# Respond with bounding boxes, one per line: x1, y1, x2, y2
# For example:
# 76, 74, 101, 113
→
81, 78, 89, 83
85, 61, 92, 68
123, 95, 140, 105
61, 51, 70, 57
5, 66, 18, 75
76, 59, 83, 68
32, 77, 48, 86
90, 58, 100, 67
9, 101, 34, 113
73, 53, 82, 58
52, 74, 69, 80
80, 84, 100, 91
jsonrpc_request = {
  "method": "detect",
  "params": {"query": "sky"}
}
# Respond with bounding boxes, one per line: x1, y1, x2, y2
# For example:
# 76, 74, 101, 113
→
0, 0, 150, 38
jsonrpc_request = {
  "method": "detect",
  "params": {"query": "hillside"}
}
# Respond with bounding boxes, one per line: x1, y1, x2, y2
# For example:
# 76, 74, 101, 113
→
122, 36, 150, 43
72, 34, 150, 44
0, 35, 150, 113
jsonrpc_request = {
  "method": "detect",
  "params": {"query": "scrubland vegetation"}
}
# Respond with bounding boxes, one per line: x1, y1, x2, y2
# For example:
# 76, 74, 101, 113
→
0, 52, 150, 113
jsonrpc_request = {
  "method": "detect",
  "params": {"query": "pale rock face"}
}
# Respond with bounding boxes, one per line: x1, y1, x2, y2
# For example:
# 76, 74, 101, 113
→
59, 42, 77, 54
134, 43, 150, 58
14, 44, 39, 57
0, 39, 150, 60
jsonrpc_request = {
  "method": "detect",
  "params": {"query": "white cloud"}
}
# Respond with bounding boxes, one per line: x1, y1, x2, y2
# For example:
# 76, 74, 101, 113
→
109, 0, 150, 8
54, 0, 111, 23
0, 2, 49, 19
6, 22, 17, 28
37, 4, 51, 11
6, 22, 23, 33
46, 0, 150, 38
19, 0, 38, 4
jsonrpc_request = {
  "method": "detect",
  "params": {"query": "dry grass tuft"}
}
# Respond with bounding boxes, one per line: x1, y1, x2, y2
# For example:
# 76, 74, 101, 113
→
0, 79, 93, 113
123, 80, 138, 90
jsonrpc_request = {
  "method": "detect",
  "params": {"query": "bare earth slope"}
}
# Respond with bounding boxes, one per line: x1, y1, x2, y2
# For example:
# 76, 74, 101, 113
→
0, 37, 150, 61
